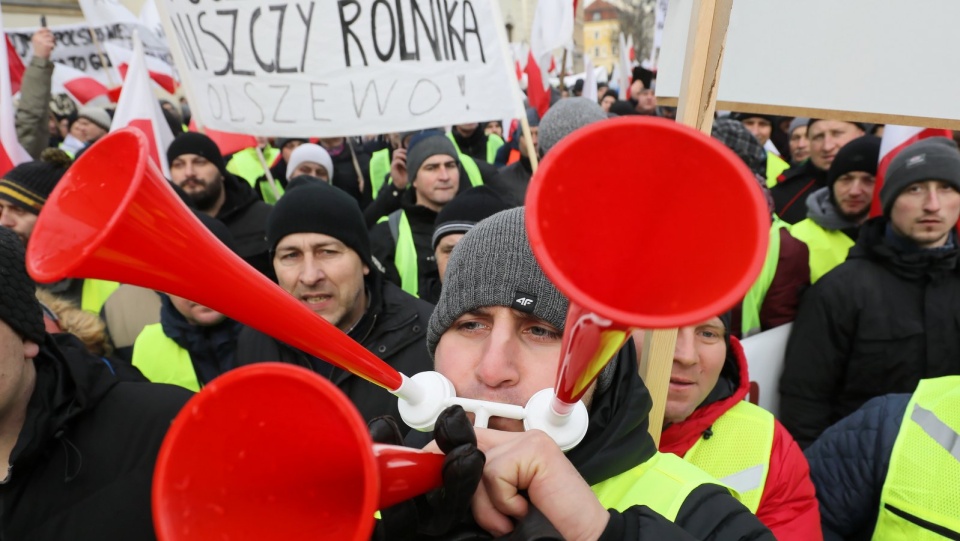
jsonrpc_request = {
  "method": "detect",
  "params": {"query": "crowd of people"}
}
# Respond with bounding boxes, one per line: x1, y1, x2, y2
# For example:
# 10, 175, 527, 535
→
1, 29, 959, 541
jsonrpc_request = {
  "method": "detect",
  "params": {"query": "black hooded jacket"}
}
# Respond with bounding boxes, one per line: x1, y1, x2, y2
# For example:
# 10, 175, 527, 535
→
404, 342, 774, 540
235, 272, 434, 433
771, 159, 829, 225
780, 216, 960, 448
0, 334, 191, 540
216, 173, 273, 278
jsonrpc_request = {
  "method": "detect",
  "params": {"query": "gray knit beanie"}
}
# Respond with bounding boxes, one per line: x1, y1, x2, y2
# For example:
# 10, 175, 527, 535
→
427, 208, 568, 356
880, 137, 960, 216
407, 135, 459, 185
538, 98, 607, 156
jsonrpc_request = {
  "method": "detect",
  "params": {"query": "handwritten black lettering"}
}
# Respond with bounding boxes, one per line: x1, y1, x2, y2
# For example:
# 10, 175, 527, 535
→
207, 84, 224, 120
444, 0, 463, 61
198, 12, 233, 76
244, 83, 266, 124
309, 83, 332, 122
411, 0, 441, 60
295, 3, 315, 71
461, 1, 484, 62
270, 84, 296, 123
338, 0, 367, 67
220, 9, 255, 76
350, 79, 397, 118
371, 0, 397, 62
408, 79, 441, 115
269, 5, 297, 74
249, 8, 276, 72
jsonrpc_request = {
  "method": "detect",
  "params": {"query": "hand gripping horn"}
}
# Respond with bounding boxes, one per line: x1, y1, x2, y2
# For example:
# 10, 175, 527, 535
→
521, 116, 770, 448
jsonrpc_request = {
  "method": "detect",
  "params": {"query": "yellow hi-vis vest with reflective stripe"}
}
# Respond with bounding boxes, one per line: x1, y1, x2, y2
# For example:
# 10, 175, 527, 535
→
370, 148, 391, 197
789, 218, 855, 283
682, 401, 775, 513
873, 376, 960, 540
741, 218, 789, 337
131, 324, 201, 392
592, 451, 736, 519
766, 152, 790, 188
227, 146, 280, 188
377, 210, 419, 298
80, 279, 120, 315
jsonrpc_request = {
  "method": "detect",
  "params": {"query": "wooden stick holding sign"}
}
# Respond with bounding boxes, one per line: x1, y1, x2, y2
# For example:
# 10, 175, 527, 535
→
640, 0, 734, 446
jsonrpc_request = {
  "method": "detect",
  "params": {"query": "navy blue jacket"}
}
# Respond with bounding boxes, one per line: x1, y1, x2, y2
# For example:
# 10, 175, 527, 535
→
804, 393, 910, 541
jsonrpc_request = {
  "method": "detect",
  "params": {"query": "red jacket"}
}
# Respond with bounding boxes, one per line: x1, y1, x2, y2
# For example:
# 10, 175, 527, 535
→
660, 337, 822, 541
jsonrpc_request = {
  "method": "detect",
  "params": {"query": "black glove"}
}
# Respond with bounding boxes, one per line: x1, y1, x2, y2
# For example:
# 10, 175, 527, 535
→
370, 406, 488, 541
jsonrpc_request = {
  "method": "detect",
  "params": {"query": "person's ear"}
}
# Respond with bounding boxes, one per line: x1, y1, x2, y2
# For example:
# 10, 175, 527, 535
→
23, 340, 40, 360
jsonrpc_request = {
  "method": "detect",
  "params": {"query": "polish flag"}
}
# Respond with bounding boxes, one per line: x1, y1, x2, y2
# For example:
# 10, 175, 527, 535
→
530, 0, 575, 84
627, 35, 636, 63
52, 63, 110, 105
187, 119, 257, 157
869, 125, 954, 218
0, 7, 31, 175
525, 51, 551, 118
110, 32, 175, 179
106, 42, 178, 94
5, 35, 24, 95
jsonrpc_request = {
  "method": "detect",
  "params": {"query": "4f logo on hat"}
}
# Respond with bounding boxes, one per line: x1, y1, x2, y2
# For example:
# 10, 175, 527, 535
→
906, 154, 927, 168
512, 291, 538, 313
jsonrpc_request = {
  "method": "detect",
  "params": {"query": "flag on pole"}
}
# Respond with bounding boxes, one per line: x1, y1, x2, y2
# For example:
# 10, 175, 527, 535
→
582, 55, 598, 103
626, 35, 636, 63
530, 0, 575, 85
617, 33, 631, 100
110, 32, 175, 179
0, 7, 31, 175
52, 63, 111, 105
525, 51, 551, 118
5, 35, 24, 95
105, 42, 178, 94
869, 125, 954, 218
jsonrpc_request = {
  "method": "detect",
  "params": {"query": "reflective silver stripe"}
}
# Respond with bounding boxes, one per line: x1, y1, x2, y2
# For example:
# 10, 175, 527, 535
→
911, 404, 960, 462
719, 464, 765, 494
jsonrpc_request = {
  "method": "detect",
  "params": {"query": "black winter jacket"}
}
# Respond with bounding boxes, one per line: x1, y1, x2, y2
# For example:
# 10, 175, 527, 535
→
804, 393, 908, 541
771, 159, 828, 224
486, 157, 532, 208
235, 273, 434, 433
216, 173, 273, 279
0, 334, 191, 540
780, 217, 960, 447
404, 342, 774, 540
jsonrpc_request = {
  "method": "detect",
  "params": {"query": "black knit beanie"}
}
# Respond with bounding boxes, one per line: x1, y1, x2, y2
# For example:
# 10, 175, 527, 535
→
266, 181, 372, 267
166, 132, 228, 177
432, 186, 511, 250
827, 135, 881, 186
0, 227, 44, 343
0, 149, 71, 214
880, 137, 960, 216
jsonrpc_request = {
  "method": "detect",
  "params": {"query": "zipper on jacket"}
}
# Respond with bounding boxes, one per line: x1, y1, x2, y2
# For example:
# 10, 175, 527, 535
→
884, 503, 960, 540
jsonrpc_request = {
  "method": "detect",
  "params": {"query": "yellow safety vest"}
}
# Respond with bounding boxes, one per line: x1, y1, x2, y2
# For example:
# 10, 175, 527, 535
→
592, 451, 736, 520
378, 211, 419, 298
131, 324, 201, 392
789, 218, 855, 283
447, 132, 504, 165
765, 152, 790, 189
682, 401, 775, 513
873, 376, 960, 540
226, 146, 280, 188
80, 279, 120, 315
370, 148, 391, 197
741, 218, 788, 337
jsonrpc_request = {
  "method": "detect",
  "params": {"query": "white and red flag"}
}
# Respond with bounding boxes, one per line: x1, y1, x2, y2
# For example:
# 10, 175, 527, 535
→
105, 42, 177, 94
110, 32, 175, 179
617, 33, 632, 99
528, 0, 575, 112
0, 7, 31, 175
186, 119, 257, 157
52, 63, 110, 105
4, 34, 24, 95
869, 125, 954, 218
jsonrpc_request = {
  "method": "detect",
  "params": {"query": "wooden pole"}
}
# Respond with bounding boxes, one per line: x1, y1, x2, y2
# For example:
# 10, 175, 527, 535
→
641, 0, 734, 447
519, 114, 539, 173
88, 26, 118, 88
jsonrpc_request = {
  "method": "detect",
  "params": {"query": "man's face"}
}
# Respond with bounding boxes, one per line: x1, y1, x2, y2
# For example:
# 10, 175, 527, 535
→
290, 161, 330, 182
319, 138, 344, 151
0, 319, 39, 421
169, 153, 225, 211
808, 121, 864, 171
789, 125, 810, 163
629, 80, 645, 100
632, 316, 727, 425
281, 140, 304, 163
741, 117, 772, 146
889, 181, 960, 249
435, 306, 576, 432
484, 122, 503, 138
600, 95, 616, 112
413, 155, 459, 211
168, 295, 226, 326
636, 89, 657, 115
519, 127, 539, 158
435, 233, 464, 283
0, 200, 37, 244
69, 117, 107, 143
273, 233, 369, 332
833, 171, 876, 222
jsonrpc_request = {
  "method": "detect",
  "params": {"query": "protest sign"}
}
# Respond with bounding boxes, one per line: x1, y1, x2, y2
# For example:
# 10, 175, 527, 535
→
6, 22, 173, 86
657, 0, 960, 129
156, 0, 523, 137
740, 323, 791, 417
